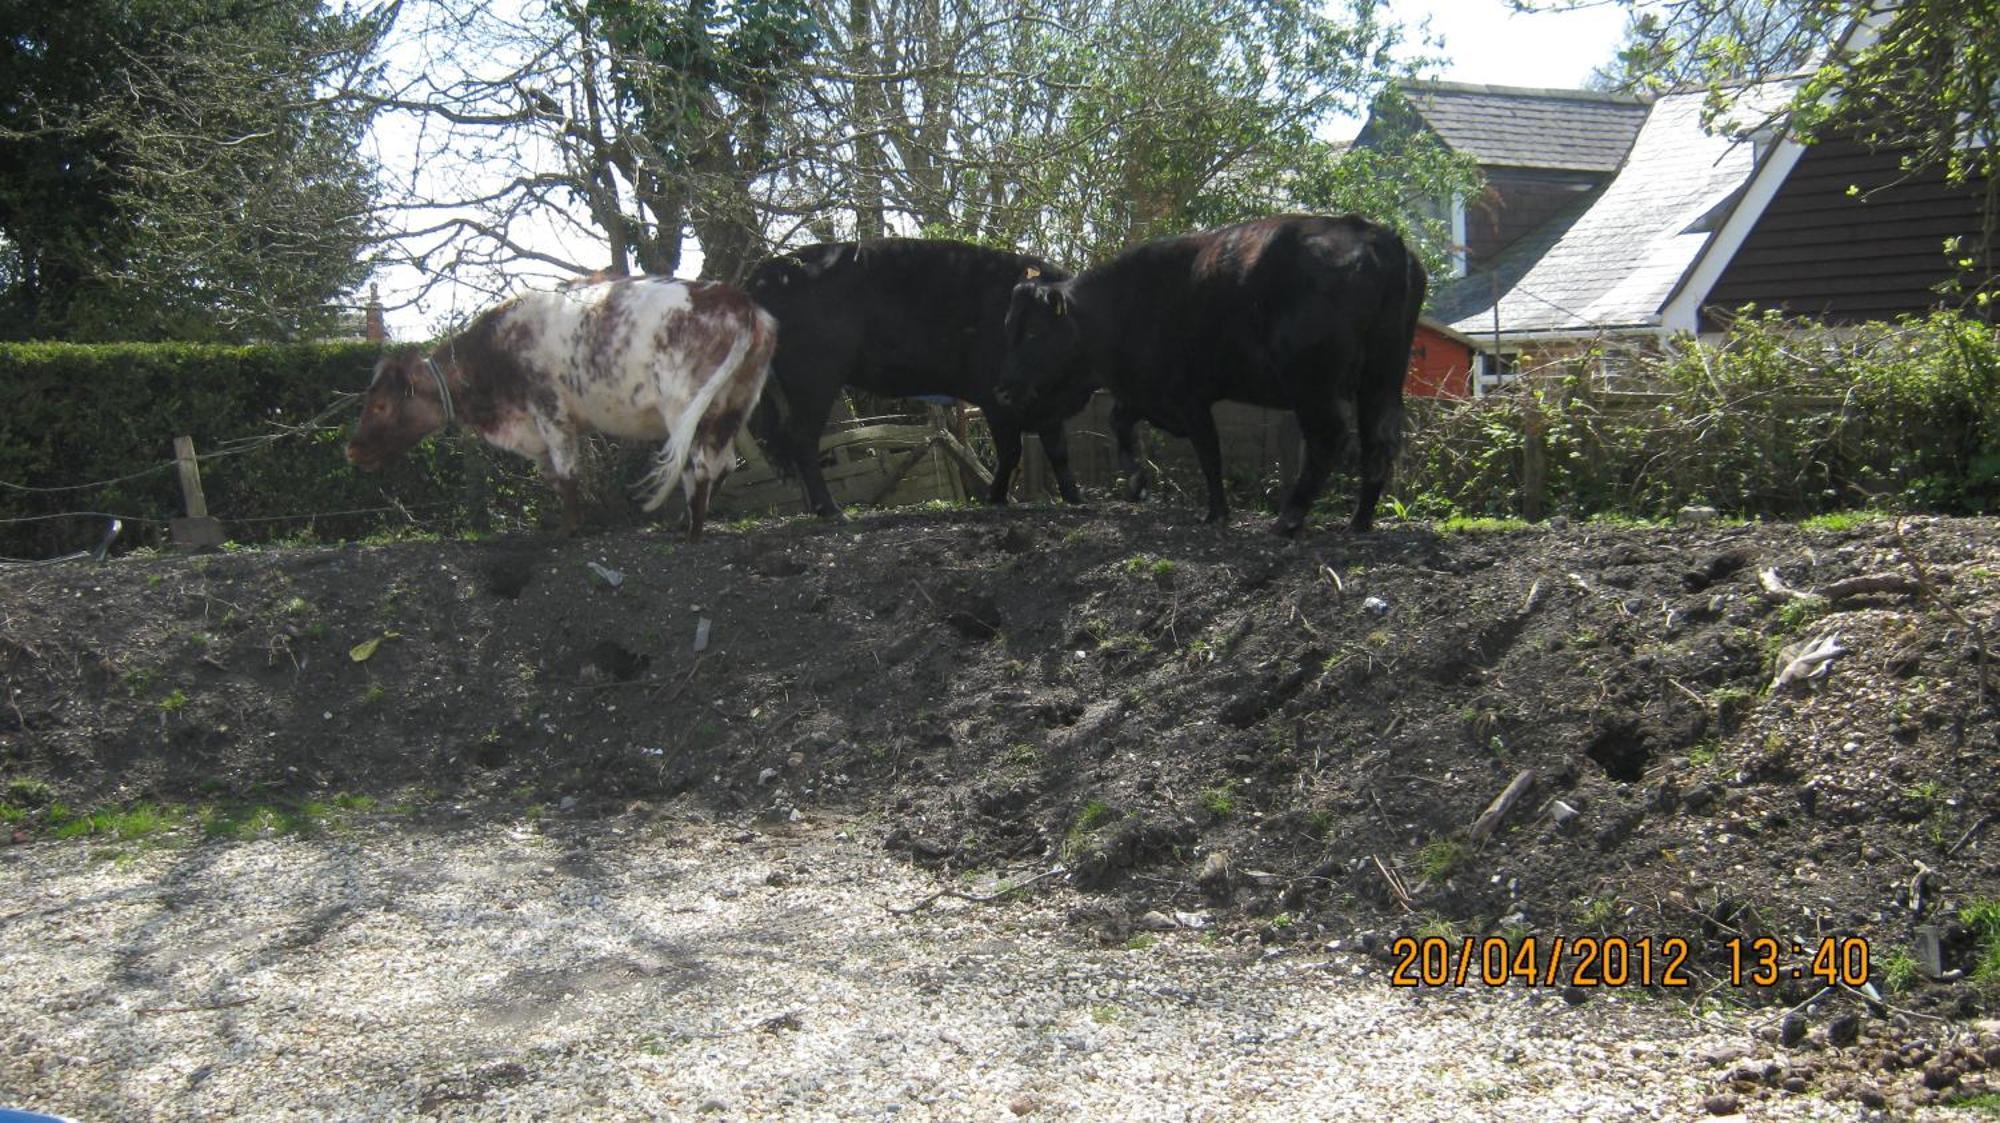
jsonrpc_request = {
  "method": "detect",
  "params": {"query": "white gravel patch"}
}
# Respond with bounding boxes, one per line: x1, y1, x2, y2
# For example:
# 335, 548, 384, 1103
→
0, 816, 1896, 1121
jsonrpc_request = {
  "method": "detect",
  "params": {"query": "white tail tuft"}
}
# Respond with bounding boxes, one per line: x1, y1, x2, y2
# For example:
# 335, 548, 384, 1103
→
636, 330, 756, 512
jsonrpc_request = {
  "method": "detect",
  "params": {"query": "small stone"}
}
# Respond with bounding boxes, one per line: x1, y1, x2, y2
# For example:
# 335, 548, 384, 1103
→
1855, 1086, 1886, 1109
1702, 1092, 1739, 1115
1008, 1094, 1041, 1116
1136, 911, 1178, 931
1197, 852, 1232, 899
1827, 1013, 1861, 1048
1781, 1076, 1807, 1094
1700, 1043, 1753, 1066
1778, 1014, 1807, 1047
1922, 1063, 1958, 1090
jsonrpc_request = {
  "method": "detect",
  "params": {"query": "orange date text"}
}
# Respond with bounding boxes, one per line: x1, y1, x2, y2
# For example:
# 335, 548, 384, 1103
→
1387, 936, 1694, 989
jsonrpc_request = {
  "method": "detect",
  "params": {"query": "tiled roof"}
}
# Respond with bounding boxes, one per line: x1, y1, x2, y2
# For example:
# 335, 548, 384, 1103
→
1430, 90, 1765, 340
1402, 81, 1652, 172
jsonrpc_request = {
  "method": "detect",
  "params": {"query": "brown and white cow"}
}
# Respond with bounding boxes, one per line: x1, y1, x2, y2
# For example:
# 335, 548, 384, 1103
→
346, 276, 776, 540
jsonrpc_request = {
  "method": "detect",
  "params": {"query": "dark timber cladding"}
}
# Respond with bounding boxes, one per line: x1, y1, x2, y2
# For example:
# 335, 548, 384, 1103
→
1702, 136, 1997, 327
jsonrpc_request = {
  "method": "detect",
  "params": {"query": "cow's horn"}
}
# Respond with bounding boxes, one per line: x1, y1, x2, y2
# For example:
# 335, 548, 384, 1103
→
1023, 266, 1040, 280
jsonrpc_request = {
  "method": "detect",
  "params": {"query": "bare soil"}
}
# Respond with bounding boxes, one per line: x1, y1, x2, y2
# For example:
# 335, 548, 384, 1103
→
4, 505, 1999, 1112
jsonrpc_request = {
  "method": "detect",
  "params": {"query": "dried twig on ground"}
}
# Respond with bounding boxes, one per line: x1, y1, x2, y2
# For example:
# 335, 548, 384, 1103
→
884, 865, 1065, 915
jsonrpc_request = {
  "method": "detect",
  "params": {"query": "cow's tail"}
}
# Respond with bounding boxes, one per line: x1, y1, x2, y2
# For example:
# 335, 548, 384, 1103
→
637, 316, 770, 512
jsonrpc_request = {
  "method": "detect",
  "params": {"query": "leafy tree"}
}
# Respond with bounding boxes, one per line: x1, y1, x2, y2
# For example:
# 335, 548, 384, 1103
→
1589, 0, 1826, 93
0, 0, 385, 341
370, 0, 1454, 307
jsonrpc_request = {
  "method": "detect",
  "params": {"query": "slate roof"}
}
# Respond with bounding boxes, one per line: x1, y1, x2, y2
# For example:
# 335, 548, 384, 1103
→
1430, 89, 1767, 340
1401, 81, 1652, 173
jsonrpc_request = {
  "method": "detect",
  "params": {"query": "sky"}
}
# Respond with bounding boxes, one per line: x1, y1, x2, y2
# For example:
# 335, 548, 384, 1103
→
373, 0, 1635, 337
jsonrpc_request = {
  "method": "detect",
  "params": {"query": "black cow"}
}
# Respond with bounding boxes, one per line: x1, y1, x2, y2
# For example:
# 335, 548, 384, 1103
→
996, 214, 1426, 536
744, 239, 1096, 517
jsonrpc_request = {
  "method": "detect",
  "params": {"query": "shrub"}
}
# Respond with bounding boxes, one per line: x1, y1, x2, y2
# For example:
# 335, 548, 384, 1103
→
0, 341, 548, 557
1394, 310, 2000, 521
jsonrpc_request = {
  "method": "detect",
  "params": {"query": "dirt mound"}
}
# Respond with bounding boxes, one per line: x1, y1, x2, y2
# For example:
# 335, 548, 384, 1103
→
5, 509, 1997, 1044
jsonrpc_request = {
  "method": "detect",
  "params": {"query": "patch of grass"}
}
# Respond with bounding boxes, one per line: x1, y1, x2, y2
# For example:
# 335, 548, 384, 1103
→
281, 595, 313, 616
332, 792, 377, 812
51, 803, 179, 843
1964, 899, 2000, 981
1088, 1004, 1120, 1025
1416, 837, 1469, 883
1879, 949, 1920, 993
6, 778, 53, 807
200, 802, 312, 840
1905, 780, 1944, 803
1198, 782, 1238, 820
1304, 810, 1334, 839
1003, 742, 1044, 768
1773, 596, 1831, 633
122, 668, 159, 697
1438, 516, 1530, 534
159, 689, 190, 713
1800, 509, 1892, 532
1708, 685, 1756, 729
1074, 799, 1117, 833
362, 683, 387, 706
1687, 740, 1721, 769
1124, 934, 1159, 951
1954, 1092, 2000, 1116
1117, 554, 1177, 580
1062, 799, 1121, 862
1574, 896, 1620, 929
1413, 913, 1461, 942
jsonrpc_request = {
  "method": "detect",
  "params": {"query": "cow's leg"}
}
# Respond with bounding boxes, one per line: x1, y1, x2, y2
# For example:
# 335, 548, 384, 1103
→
1112, 400, 1149, 502
1276, 399, 1346, 537
554, 476, 583, 537
783, 383, 845, 519
686, 474, 713, 542
986, 413, 1025, 506
534, 428, 586, 537
1038, 419, 1084, 504
1351, 378, 1406, 533
1187, 406, 1229, 525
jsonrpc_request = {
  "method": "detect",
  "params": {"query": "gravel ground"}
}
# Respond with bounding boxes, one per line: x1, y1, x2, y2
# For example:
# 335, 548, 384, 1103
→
0, 814, 1947, 1121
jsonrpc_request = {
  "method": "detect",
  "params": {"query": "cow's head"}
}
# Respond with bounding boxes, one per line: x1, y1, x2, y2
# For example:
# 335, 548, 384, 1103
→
346, 350, 452, 471
997, 274, 1086, 410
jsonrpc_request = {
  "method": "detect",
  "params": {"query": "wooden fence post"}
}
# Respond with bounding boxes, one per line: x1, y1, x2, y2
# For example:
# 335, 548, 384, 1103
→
1521, 400, 1547, 523
170, 436, 226, 548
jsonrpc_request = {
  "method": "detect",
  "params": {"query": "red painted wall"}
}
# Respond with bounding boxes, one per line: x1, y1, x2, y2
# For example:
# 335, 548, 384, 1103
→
1407, 324, 1473, 399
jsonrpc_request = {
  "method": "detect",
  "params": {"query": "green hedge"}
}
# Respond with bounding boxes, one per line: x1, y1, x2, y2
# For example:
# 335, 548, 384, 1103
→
1398, 310, 2000, 520
0, 341, 549, 559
